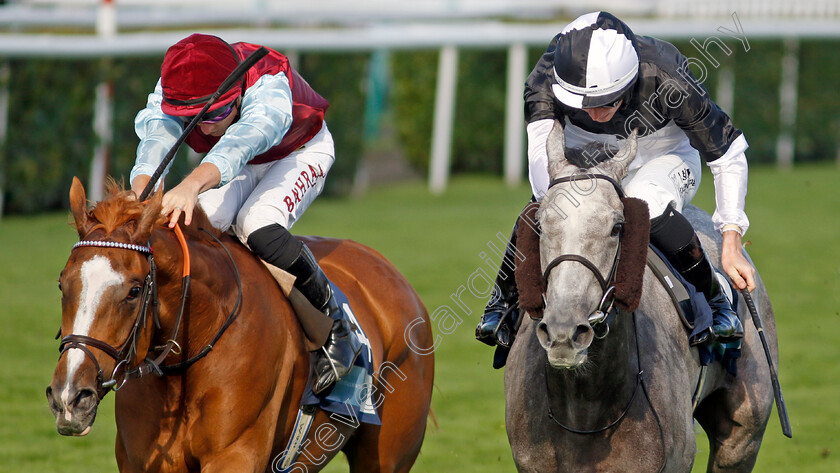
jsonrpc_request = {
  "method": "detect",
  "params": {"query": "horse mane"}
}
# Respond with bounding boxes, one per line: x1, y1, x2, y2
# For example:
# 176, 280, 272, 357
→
81, 177, 223, 243
565, 142, 619, 170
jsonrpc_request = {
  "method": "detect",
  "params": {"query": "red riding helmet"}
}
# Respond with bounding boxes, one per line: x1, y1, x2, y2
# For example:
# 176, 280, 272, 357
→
160, 34, 241, 116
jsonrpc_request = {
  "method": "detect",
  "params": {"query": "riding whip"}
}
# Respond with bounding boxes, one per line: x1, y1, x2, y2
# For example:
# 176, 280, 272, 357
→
740, 288, 792, 438
139, 46, 269, 201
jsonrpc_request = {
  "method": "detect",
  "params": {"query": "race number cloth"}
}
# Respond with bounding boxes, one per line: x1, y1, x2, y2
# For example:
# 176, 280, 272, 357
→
301, 282, 381, 426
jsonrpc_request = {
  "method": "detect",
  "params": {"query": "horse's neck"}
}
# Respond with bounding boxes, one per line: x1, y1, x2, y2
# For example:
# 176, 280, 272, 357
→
150, 229, 239, 353
155, 228, 308, 356
114, 227, 311, 460
547, 314, 639, 416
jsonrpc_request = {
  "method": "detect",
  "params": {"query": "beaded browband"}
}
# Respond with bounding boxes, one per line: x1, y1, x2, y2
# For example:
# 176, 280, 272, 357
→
73, 240, 153, 254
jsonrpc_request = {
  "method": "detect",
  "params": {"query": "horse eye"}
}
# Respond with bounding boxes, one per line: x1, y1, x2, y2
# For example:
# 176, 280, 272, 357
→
127, 286, 142, 300
611, 223, 623, 237
57, 281, 62, 292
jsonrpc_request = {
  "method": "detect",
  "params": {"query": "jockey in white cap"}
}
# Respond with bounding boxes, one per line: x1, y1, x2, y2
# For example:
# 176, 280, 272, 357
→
477, 12, 754, 359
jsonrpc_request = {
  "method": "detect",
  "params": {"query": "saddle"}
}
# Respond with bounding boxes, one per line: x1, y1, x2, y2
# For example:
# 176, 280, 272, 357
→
645, 248, 708, 340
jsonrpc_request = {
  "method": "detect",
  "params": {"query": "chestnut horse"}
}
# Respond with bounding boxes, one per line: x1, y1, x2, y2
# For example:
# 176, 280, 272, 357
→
46, 178, 434, 473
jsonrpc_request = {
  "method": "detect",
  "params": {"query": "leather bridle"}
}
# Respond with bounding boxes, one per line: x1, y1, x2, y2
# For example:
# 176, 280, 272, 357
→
57, 225, 241, 399
59, 239, 159, 398
541, 173, 625, 337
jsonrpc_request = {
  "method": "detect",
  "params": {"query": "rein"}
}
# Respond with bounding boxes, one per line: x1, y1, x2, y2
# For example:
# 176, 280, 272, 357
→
544, 312, 667, 473
157, 228, 243, 374
58, 225, 242, 397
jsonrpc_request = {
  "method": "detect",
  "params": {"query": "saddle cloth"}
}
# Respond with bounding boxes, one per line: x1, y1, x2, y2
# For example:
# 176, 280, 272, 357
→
647, 245, 741, 375
300, 282, 381, 426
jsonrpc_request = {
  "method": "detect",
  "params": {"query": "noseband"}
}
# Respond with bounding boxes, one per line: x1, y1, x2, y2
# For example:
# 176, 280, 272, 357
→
542, 173, 625, 337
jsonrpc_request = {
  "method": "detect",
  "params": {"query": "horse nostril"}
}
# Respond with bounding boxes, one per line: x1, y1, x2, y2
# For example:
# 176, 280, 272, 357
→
46, 386, 63, 415
572, 324, 594, 347
70, 388, 97, 411
537, 321, 550, 341
46, 386, 56, 404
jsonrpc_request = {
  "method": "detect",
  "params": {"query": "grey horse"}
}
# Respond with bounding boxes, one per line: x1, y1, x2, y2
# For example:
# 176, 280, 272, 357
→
505, 122, 778, 472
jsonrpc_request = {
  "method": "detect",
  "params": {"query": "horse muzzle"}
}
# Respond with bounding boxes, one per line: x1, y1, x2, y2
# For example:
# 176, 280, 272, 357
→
536, 318, 595, 369
46, 382, 99, 436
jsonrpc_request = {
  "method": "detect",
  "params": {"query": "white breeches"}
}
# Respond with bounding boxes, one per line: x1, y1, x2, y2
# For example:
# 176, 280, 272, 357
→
198, 123, 335, 244
622, 150, 702, 218
561, 119, 703, 219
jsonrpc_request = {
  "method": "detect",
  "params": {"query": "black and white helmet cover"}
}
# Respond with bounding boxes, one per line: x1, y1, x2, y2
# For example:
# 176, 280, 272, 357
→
552, 12, 639, 109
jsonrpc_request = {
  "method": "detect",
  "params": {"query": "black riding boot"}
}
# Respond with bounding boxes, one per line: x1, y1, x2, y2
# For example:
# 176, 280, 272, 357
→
651, 205, 743, 346
248, 225, 362, 395
475, 221, 521, 348
287, 245, 363, 394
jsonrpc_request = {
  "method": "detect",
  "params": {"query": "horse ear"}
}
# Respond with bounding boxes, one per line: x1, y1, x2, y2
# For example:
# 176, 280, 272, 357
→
69, 177, 94, 238
601, 129, 638, 181
132, 189, 162, 243
546, 120, 569, 180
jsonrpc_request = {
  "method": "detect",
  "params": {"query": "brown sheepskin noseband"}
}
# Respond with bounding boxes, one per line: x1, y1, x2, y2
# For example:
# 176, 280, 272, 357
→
515, 198, 650, 319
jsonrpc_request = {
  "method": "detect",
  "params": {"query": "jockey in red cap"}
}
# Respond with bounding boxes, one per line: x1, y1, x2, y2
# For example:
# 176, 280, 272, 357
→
130, 33, 361, 396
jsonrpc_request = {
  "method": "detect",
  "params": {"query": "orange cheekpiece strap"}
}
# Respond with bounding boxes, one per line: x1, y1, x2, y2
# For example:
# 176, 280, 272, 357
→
173, 224, 191, 278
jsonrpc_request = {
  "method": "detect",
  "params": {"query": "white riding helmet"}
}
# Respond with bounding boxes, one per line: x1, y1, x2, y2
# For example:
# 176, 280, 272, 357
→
552, 12, 640, 109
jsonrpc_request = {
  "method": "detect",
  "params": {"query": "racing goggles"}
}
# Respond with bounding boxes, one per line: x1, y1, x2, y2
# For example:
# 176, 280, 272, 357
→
195, 101, 236, 124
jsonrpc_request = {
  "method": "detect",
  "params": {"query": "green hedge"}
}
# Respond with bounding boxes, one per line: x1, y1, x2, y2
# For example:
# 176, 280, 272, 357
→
297, 52, 366, 196
5, 58, 96, 214
1, 39, 838, 215
392, 49, 509, 175
671, 39, 784, 164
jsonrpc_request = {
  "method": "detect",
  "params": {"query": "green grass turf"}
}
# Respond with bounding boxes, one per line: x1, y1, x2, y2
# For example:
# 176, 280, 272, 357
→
1, 163, 837, 472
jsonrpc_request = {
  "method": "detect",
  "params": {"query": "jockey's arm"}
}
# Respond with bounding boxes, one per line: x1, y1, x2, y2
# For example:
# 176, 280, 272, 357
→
200, 72, 293, 187
130, 79, 183, 195
129, 163, 221, 228
707, 139, 755, 292
667, 61, 756, 292
131, 72, 294, 227
523, 37, 562, 200
525, 119, 554, 198
130, 174, 151, 198
165, 73, 292, 227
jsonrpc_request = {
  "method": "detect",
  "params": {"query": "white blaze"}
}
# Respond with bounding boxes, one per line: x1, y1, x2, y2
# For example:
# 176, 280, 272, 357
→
60, 255, 123, 408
